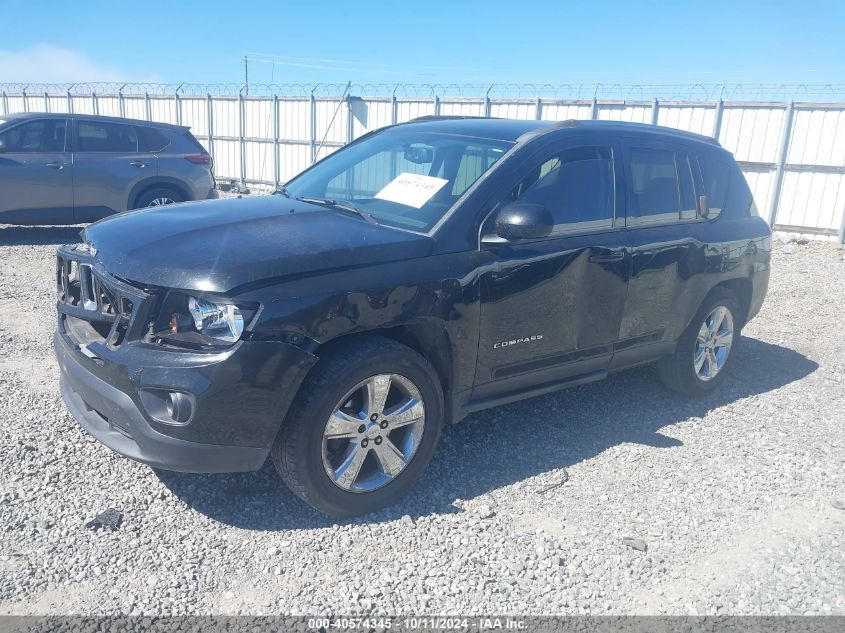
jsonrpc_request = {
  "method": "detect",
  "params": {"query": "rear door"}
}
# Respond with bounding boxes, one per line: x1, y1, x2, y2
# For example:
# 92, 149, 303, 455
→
613, 139, 704, 367
0, 117, 73, 224
71, 119, 158, 222
474, 137, 629, 398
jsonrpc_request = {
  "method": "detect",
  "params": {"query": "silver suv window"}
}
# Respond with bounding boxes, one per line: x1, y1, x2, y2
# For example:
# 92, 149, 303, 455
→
77, 121, 138, 153
0, 119, 66, 153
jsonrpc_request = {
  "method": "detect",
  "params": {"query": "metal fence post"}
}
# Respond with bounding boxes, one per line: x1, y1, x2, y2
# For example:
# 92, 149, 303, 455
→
272, 94, 280, 189
118, 84, 126, 118
92, 92, 98, 115
310, 88, 317, 164
346, 93, 355, 143
535, 96, 542, 120
43, 92, 49, 113
238, 90, 246, 188
768, 101, 795, 226
175, 90, 181, 126
433, 94, 440, 116
206, 93, 214, 163
484, 85, 493, 117
712, 99, 724, 139
145, 92, 151, 121
22, 88, 28, 113
650, 98, 659, 125
391, 86, 398, 125
66, 87, 73, 114
590, 97, 598, 119
1, 92, 7, 116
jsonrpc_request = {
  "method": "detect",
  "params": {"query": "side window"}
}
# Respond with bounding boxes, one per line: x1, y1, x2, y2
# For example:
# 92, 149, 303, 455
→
137, 127, 170, 152
0, 119, 66, 153
626, 148, 682, 225
697, 151, 732, 218
508, 146, 615, 234
77, 121, 138, 153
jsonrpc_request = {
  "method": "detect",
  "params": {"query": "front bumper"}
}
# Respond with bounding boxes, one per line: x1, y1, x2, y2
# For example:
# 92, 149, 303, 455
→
55, 326, 316, 473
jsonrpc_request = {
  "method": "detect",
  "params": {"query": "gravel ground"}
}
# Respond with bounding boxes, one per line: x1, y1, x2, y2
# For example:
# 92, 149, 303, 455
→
0, 225, 843, 616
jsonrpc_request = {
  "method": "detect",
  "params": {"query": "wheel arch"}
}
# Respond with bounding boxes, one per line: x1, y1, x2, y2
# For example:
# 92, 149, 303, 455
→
712, 276, 753, 328
310, 324, 455, 419
128, 177, 192, 209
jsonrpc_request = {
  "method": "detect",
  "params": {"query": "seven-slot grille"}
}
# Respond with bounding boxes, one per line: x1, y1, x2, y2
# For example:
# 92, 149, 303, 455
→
56, 244, 149, 350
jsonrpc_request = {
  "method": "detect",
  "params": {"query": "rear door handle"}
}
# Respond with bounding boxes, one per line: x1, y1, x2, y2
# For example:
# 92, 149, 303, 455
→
589, 251, 625, 263
45, 162, 65, 170
129, 161, 147, 168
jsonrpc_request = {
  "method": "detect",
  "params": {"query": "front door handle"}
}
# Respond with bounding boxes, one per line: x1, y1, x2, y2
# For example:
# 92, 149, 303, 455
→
45, 162, 65, 170
129, 161, 147, 168
589, 250, 625, 263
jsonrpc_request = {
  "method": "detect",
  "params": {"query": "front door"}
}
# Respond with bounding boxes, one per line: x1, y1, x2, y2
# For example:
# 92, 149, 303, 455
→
0, 118, 73, 224
474, 140, 629, 400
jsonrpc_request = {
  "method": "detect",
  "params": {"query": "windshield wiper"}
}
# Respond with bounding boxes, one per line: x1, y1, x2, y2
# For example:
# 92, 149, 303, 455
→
273, 185, 293, 198
296, 196, 378, 224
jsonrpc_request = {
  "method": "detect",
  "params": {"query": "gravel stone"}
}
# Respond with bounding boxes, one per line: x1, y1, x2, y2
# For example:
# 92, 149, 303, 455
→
0, 226, 843, 616
622, 537, 648, 552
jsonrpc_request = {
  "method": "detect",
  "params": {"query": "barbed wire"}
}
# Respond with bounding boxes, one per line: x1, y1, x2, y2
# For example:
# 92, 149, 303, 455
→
1, 82, 845, 101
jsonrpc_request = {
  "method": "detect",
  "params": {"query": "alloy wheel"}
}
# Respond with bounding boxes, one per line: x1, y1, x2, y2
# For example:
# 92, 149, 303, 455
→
694, 305, 734, 381
148, 197, 175, 206
321, 374, 426, 493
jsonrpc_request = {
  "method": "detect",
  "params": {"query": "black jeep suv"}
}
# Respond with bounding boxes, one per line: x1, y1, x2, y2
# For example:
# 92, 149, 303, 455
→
55, 117, 771, 517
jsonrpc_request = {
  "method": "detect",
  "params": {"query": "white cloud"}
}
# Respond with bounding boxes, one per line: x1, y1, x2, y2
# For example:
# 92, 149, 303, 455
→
0, 44, 153, 84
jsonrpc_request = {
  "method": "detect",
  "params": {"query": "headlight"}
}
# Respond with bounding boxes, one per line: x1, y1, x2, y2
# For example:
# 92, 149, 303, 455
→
154, 292, 258, 350
188, 297, 244, 343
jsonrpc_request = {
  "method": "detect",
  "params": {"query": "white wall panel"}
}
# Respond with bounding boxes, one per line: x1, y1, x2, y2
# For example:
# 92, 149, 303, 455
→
787, 108, 845, 166
741, 168, 776, 220
278, 99, 311, 142
148, 97, 177, 124
657, 105, 716, 135
597, 104, 651, 123
490, 101, 535, 120
279, 144, 312, 182
212, 139, 239, 181
719, 106, 785, 163
540, 102, 592, 121
396, 100, 435, 122
179, 98, 208, 136
123, 97, 147, 120
243, 98, 273, 139
211, 98, 239, 138
71, 96, 95, 115
97, 96, 121, 117
438, 100, 485, 117
314, 99, 348, 144
244, 141, 274, 183
776, 170, 845, 230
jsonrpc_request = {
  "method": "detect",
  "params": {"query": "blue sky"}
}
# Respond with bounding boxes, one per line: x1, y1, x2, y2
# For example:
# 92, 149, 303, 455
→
1, 0, 843, 89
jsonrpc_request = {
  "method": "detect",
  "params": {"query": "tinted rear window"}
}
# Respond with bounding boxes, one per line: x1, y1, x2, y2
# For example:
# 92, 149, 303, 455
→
698, 150, 732, 217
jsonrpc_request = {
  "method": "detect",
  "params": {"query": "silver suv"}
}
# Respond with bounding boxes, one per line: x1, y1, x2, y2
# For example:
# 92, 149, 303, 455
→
0, 113, 217, 224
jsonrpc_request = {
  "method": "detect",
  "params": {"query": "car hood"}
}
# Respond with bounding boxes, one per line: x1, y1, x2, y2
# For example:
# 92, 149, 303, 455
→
82, 196, 433, 294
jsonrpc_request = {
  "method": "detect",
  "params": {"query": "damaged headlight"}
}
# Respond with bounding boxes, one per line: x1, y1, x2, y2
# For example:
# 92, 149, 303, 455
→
155, 292, 259, 350
187, 297, 245, 343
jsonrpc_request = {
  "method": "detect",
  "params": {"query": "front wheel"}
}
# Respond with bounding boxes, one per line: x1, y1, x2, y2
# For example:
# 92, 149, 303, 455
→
658, 287, 741, 396
272, 336, 444, 517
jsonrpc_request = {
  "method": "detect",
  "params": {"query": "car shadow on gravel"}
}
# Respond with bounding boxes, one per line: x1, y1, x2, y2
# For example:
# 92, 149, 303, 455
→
0, 225, 84, 246
156, 337, 818, 530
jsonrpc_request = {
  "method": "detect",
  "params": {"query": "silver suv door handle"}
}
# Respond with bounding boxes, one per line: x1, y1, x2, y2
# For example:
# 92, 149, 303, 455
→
129, 161, 147, 168
45, 162, 65, 170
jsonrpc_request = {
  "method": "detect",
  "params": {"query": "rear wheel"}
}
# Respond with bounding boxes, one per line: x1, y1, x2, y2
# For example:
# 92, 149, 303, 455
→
134, 187, 184, 209
272, 337, 444, 517
658, 287, 741, 396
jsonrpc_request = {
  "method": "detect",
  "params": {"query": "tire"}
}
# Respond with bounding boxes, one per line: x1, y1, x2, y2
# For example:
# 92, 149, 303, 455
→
272, 336, 445, 517
134, 187, 184, 209
657, 287, 742, 396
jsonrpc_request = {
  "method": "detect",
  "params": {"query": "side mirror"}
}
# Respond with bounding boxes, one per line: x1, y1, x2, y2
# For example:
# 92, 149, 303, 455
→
698, 195, 710, 219
492, 202, 554, 241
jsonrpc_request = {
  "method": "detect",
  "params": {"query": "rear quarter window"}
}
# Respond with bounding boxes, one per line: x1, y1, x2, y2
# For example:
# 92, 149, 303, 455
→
697, 150, 732, 218
137, 127, 171, 152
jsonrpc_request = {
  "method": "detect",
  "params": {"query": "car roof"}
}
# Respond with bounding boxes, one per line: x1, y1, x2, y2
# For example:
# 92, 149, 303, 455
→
1, 111, 187, 130
396, 116, 721, 148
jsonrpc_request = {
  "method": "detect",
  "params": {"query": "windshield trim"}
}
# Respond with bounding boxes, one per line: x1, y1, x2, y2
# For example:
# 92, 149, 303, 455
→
283, 128, 518, 237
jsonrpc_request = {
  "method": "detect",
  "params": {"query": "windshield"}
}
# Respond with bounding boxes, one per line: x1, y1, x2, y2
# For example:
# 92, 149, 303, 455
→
284, 129, 513, 233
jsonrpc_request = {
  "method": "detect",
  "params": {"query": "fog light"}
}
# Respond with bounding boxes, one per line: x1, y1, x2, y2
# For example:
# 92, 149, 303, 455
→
139, 388, 195, 426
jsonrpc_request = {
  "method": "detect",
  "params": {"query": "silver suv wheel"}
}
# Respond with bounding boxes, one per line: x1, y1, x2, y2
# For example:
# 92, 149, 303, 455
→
321, 373, 426, 493
148, 197, 176, 206
695, 305, 734, 381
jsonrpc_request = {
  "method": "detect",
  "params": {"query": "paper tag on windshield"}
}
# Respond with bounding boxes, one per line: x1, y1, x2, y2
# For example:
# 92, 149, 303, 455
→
374, 173, 449, 209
